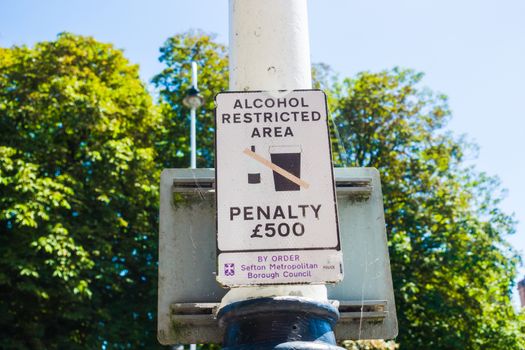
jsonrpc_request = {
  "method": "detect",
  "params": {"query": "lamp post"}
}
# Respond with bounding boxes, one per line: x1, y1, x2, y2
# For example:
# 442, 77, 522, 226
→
217, 1, 344, 349
182, 62, 204, 169
181, 61, 203, 350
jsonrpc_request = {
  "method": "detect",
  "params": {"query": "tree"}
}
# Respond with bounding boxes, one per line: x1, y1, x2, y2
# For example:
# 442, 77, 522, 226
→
332, 68, 525, 349
342, 340, 398, 350
155, 34, 525, 349
0, 33, 160, 349
152, 31, 229, 169
2, 31, 523, 350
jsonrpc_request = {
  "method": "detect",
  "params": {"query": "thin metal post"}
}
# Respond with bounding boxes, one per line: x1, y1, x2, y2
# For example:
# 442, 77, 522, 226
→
190, 62, 198, 169
190, 107, 196, 168
189, 62, 198, 350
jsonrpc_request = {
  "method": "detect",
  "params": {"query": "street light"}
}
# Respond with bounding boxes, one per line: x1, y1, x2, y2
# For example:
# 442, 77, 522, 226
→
182, 86, 204, 109
182, 62, 204, 169
182, 65, 202, 350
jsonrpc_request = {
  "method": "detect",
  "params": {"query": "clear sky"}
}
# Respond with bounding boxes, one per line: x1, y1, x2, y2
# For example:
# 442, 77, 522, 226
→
1, 0, 524, 303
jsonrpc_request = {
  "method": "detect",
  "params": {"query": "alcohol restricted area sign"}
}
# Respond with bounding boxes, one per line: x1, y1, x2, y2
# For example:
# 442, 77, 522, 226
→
215, 90, 342, 286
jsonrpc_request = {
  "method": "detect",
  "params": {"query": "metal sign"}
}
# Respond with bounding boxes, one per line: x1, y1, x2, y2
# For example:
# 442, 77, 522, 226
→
215, 90, 342, 286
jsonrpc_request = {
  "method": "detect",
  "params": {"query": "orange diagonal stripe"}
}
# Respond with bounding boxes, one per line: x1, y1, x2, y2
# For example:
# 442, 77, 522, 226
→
243, 148, 310, 189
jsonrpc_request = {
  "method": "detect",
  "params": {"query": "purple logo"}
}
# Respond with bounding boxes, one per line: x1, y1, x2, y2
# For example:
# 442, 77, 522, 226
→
224, 263, 235, 276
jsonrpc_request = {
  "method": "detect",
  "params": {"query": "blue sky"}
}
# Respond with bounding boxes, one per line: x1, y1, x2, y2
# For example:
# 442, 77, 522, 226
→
1, 0, 524, 303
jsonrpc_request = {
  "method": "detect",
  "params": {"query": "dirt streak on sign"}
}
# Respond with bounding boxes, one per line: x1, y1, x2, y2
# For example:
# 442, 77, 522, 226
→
215, 90, 342, 286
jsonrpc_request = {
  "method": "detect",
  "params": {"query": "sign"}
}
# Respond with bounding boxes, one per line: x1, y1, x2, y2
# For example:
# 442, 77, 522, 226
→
215, 90, 342, 286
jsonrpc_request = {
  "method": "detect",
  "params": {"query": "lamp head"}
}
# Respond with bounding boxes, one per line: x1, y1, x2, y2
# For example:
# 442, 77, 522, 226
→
183, 86, 204, 109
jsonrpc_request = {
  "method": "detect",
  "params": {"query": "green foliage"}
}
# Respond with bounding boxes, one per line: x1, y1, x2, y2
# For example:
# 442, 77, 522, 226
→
0, 33, 160, 349
153, 33, 525, 348
152, 31, 229, 168
342, 340, 398, 350
1, 31, 524, 350
332, 69, 525, 349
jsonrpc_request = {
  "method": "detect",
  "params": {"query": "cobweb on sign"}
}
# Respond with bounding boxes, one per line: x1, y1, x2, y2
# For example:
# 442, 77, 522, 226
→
329, 112, 350, 167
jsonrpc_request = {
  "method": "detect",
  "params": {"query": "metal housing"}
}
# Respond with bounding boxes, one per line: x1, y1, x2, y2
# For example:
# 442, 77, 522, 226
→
158, 168, 398, 345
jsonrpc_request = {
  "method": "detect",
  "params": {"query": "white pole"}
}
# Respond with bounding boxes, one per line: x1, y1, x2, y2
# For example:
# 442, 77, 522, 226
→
190, 108, 196, 168
220, 0, 327, 308
191, 61, 198, 89
190, 62, 198, 169
229, 0, 312, 91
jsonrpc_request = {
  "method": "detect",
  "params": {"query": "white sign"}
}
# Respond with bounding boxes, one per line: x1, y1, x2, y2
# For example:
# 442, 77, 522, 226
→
215, 90, 342, 286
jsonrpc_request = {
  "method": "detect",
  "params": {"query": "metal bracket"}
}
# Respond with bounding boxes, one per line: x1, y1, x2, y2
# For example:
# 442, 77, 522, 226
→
173, 176, 215, 193
172, 176, 372, 199
335, 177, 373, 200
337, 300, 388, 321
169, 299, 388, 342
171, 300, 387, 320
171, 303, 218, 325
